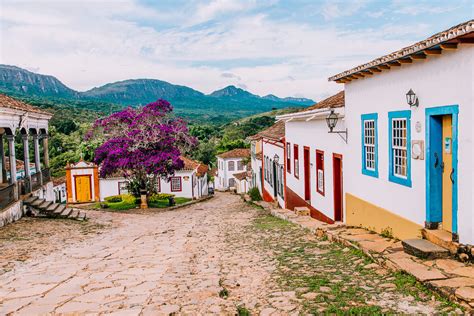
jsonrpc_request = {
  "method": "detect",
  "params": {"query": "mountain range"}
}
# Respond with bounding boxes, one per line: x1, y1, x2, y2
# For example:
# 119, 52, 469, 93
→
0, 65, 314, 123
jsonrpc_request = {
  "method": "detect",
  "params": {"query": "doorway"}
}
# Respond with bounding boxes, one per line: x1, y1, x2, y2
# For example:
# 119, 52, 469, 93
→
303, 146, 311, 202
74, 175, 92, 202
333, 154, 343, 222
426, 106, 458, 235
273, 160, 278, 198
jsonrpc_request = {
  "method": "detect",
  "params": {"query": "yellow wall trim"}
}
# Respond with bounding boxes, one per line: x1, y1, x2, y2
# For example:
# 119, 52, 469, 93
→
346, 193, 423, 240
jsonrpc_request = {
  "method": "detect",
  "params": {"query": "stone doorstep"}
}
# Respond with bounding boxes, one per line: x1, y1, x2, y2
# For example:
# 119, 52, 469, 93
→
263, 203, 474, 310
402, 239, 450, 260
422, 228, 459, 255
294, 206, 310, 216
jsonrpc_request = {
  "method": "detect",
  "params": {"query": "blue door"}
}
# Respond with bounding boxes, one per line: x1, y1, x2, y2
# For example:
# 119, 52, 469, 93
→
427, 116, 443, 223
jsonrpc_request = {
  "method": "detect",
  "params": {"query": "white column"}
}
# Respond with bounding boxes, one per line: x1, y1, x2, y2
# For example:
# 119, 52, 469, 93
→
22, 134, 31, 192
33, 134, 41, 173
6, 135, 16, 184
0, 134, 6, 183
42, 134, 49, 168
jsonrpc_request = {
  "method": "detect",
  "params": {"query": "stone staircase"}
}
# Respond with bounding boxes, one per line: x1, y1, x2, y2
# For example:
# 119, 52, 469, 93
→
24, 196, 87, 221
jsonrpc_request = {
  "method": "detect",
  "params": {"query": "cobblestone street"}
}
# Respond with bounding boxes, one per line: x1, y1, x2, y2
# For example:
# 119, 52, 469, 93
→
0, 193, 461, 315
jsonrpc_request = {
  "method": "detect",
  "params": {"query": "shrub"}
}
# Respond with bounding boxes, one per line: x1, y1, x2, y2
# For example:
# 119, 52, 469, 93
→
148, 193, 175, 203
248, 187, 262, 201
105, 195, 122, 203
105, 194, 137, 210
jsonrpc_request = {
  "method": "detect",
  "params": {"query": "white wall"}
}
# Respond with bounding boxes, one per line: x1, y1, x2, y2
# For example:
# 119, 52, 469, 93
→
262, 140, 285, 207
285, 118, 346, 220
53, 183, 67, 203
215, 157, 247, 190
344, 45, 473, 244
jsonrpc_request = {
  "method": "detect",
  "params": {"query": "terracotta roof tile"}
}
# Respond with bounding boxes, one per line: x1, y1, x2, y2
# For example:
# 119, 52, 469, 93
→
233, 171, 251, 181
0, 94, 52, 116
305, 91, 344, 110
217, 148, 250, 159
53, 176, 66, 186
258, 120, 285, 141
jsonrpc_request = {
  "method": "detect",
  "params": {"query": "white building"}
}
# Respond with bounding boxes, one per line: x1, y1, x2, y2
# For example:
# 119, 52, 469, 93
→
0, 94, 54, 227
52, 177, 67, 203
233, 171, 251, 194
328, 20, 474, 244
249, 136, 263, 194
67, 157, 209, 202
277, 92, 346, 222
215, 148, 250, 191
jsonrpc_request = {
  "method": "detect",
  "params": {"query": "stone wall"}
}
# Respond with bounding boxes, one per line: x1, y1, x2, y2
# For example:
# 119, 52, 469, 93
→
0, 200, 23, 228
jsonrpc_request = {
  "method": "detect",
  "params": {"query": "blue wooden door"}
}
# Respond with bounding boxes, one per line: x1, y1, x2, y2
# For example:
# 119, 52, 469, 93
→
428, 116, 443, 223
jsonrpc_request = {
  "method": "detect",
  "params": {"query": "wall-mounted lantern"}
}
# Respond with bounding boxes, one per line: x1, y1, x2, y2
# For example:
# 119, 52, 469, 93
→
273, 153, 280, 164
325, 109, 348, 143
406, 89, 419, 108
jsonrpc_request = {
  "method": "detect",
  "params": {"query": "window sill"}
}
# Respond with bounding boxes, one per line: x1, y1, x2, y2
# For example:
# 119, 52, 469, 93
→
389, 174, 412, 187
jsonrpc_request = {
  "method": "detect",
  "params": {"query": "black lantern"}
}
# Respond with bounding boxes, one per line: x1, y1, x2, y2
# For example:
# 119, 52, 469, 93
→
406, 89, 419, 107
273, 153, 279, 164
326, 110, 338, 132
326, 109, 348, 143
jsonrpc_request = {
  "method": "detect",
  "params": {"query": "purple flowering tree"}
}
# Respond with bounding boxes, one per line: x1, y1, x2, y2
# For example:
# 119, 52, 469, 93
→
86, 99, 197, 203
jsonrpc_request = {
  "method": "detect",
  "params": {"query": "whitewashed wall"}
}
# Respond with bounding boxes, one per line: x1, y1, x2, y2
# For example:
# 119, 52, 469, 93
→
285, 119, 346, 220
344, 45, 473, 244
262, 140, 285, 207
215, 157, 247, 190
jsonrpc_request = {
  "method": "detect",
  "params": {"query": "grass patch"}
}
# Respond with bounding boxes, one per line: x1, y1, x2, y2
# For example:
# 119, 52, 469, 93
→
253, 214, 292, 230
236, 305, 251, 316
148, 197, 191, 208
219, 288, 229, 299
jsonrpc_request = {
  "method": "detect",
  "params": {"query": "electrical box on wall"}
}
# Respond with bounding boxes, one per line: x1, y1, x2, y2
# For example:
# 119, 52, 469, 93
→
412, 140, 424, 160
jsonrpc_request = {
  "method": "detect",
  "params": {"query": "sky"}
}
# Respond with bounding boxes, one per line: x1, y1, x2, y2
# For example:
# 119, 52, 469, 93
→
0, 0, 472, 101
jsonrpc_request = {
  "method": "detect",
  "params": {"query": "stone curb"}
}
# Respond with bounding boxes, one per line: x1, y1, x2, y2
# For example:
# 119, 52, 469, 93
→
255, 203, 474, 310
167, 195, 214, 210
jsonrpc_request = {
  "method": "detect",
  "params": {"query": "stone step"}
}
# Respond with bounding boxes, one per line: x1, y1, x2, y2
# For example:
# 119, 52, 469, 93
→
402, 239, 450, 260
422, 229, 459, 255
294, 206, 310, 216
38, 200, 53, 210
60, 208, 73, 217
24, 196, 39, 204
46, 203, 61, 212
30, 198, 45, 207
68, 209, 79, 219
77, 211, 87, 221
53, 204, 66, 216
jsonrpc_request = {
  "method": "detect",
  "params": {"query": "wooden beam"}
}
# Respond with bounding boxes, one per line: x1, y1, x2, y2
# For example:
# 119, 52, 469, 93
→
389, 61, 401, 66
370, 67, 382, 72
399, 58, 413, 64
424, 49, 442, 55
440, 43, 458, 50
361, 71, 373, 76
411, 53, 427, 60
378, 64, 390, 69
353, 73, 365, 78
458, 38, 474, 44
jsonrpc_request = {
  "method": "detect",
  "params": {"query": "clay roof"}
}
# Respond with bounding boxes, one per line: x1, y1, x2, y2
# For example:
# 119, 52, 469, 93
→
209, 167, 217, 177
258, 120, 285, 142
305, 91, 344, 111
53, 176, 66, 186
329, 20, 474, 82
180, 156, 209, 176
4, 157, 35, 172
217, 148, 250, 159
233, 171, 251, 181
0, 94, 52, 116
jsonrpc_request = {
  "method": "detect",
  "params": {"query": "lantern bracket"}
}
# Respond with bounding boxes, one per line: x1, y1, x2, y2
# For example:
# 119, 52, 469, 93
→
328, 128, 348, 143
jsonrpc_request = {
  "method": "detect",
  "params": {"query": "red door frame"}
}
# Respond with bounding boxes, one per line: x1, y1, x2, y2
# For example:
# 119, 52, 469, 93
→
303, 146, 311, 202
332, 153, 343, 222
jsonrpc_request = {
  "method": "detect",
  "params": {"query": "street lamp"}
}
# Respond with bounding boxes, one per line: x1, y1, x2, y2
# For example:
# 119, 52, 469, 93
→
406, 89, 419, 108
325, 109, 348, 143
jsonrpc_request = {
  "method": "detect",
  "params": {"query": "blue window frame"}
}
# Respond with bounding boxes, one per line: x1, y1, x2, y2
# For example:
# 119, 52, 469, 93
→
388, 110, 412, 187
361, 113, 378, 178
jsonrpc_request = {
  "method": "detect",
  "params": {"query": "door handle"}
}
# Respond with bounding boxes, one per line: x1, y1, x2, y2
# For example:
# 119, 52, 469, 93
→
434, 152, 439, 168
450, 169, 455, 184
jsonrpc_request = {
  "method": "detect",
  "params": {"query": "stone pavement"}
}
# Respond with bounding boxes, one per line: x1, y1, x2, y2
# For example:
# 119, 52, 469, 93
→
269, 206, 474, 310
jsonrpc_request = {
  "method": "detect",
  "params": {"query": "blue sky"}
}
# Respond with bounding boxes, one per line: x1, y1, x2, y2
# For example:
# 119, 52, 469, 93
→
1, 0, 472, 100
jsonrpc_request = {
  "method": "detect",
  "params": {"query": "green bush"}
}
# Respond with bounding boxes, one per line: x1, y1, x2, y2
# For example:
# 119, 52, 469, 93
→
105, 194, 137, 210
148, 193, 175, 203
105, 195, 123, 203
248, 187, 262, 201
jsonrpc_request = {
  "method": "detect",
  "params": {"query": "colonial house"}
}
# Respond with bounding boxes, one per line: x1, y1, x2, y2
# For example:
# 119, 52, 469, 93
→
250, 121, 286, 207
249, 136, 263, 193
233, 171, 252, 194
328, 20, 474, 245
276, 92, 345, 222
215, 148, 250, 191
66, 157, 209, 203
0, 94, 54, 227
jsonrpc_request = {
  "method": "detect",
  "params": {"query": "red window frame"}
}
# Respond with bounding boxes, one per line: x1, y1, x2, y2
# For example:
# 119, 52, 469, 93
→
294, 144, 299, 179
316, 150, 325, 196
286, 142, 291, 173
170, 177, 182, 192
156, 179, 161, 192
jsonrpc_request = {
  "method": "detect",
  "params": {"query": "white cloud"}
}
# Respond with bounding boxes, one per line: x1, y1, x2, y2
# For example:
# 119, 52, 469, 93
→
0, 0, 446, 101
321, 0, 368, 20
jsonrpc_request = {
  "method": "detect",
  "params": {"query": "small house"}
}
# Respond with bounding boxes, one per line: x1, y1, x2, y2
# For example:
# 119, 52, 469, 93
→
215, 148, 250, 191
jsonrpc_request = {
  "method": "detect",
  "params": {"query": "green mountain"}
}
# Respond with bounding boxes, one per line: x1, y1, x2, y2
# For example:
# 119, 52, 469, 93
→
0, 64, 313, 124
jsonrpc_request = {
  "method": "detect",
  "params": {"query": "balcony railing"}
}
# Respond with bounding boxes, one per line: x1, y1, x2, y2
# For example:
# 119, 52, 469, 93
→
42, 168, 51, 183
0, 184, 16, 209
31, 172, 42, 191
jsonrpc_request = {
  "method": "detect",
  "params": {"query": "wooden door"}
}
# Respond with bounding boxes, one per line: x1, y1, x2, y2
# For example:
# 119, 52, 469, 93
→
75, 175, 92, 202
333, 154, 343, 222
442, 115, 453, 232
303, 147, 311, 201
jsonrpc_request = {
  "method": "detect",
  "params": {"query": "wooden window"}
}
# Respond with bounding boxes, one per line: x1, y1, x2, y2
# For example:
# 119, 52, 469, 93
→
228, 161, 235, 171
156, 179, 161, 192
294, 144, 299, 178
286, 142, 291, 173
229, 178, 235, 187
361, 113, 378, 178
389, 111, 411, 187
237, 160, 244, 171
316, 150, 325, 195
118, 181, 129, 195
170, 177, 182, 192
